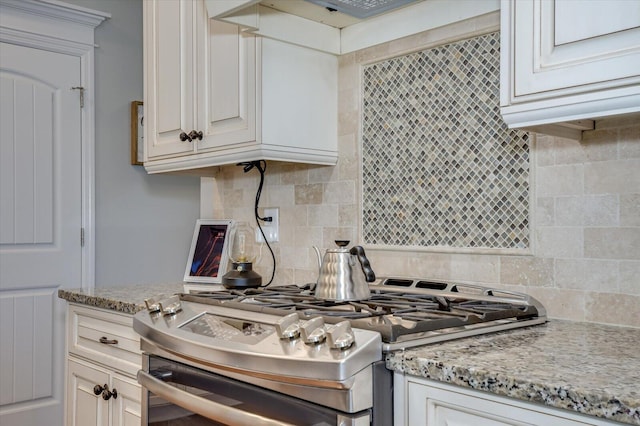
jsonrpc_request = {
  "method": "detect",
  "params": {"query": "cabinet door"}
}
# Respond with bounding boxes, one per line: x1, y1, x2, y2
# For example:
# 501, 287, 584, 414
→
66, 359, 110, 426
144, 0, 197, 159
511, 0, 640, 98
407, 379, 599, 426
111, 375, 141, 426
197, 13, 258, 150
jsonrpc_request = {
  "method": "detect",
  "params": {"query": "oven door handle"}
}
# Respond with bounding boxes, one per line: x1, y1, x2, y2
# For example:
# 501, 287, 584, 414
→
137, 370, 295, 426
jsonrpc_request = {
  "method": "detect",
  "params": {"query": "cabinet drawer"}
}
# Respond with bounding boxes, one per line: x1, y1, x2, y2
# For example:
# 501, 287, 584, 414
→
67, 304, 141, 377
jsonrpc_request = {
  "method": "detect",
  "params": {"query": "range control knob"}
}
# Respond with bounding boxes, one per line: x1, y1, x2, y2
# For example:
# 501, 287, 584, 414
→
300, 317, 326, 345
158, 295, 182, 316
275, 313, 301, 340
327, 321, 355, 350
144, 297, 161, 313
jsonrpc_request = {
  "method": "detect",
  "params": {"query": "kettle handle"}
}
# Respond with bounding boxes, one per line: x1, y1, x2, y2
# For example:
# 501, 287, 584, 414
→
349, 246, 376, 282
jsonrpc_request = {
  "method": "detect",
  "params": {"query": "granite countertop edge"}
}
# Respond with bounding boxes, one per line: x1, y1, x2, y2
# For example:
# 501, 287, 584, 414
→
386, 321, 640, 425
58, 286, 639, 425
57, 282, 187, 314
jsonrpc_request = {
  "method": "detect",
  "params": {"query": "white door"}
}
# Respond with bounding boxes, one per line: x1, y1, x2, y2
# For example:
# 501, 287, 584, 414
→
0, 42, 82, 426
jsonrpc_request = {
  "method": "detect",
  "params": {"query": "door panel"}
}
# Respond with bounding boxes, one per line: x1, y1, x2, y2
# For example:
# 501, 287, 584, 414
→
144, 0, 196, 159
0, 42, 81, 426
67, 359, 110, 426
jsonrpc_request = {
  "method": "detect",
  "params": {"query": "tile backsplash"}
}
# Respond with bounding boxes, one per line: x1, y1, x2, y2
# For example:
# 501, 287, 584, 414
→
209, 13, 640, 328
361, 31, 530, 250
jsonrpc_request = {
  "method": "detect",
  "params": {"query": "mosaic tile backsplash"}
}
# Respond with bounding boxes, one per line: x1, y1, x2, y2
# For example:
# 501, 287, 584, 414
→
361, 32, 530, 250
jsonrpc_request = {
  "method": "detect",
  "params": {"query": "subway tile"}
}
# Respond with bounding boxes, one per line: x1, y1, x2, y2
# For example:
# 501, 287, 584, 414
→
620, 193, 640, 226
585, 292, 640, 328
324, 181, 356, 205
554, 196, 584, 226
338, 53, 357, 91
535, 227, 583, 258
450, 254, 500, 284
620, 261, 640, 295
555, 259, 618, 292
553, 137, 586, 165
265, 184, 295, 206
308, 204, 339, 227
280, 246, 311, 269
583, 195, 619, 227
580, 129, 618, 162
405, 252, 451, 280
270, 268, 294, 287
294, 183, 323, 205
534, 134, 556, 167
584, 227, 640, 260
308, 165, 338, 184
338, 133, 358, 159
525, 287, 586, 322
535, 197, 555, 226
338, 110, 359, 137
618, 125, 640, 159
338, 204, 358, 227
536, 164, 584, 197
294, 268, 320, 286
280, 205, 308, 228
279, 164, 309, 186
584, 159, 640, 195
499, 255, 554, 286
339, 87, 359, 114
294, 225, 323, 249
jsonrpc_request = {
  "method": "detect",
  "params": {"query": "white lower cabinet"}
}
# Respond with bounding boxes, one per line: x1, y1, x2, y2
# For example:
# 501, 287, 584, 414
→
65, 304, 141, 426
396, 374, 616, 426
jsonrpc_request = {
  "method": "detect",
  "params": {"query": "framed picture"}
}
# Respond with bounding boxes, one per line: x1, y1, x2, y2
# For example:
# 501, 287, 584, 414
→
130, 101, 143, 165
184, 219, 233, 283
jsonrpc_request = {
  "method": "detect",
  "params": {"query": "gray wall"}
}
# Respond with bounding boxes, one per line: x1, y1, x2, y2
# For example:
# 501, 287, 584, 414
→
65, 0, 200, 286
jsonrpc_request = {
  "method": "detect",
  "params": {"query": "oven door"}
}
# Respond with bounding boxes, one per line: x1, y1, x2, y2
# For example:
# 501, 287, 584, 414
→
139, 355, 371, 426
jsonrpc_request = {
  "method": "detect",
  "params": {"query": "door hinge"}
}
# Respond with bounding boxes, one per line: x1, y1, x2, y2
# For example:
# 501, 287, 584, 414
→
71, 86, 85, 108
81, 228, 85, 247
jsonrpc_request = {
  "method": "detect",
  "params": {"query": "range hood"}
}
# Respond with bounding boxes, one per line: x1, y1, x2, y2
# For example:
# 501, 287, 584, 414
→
290, 0, 418, 24
206, 0, 500, 54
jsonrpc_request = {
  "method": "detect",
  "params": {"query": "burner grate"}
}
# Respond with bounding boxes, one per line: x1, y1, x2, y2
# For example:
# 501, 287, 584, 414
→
181, 278, 546, 347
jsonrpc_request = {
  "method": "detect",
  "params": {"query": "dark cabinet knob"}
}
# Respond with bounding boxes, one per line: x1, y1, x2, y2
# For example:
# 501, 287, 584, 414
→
179, 132, 192, 142
102, 387, 118, 400
94, 384, 117, 400
188, 130, 203, 141
99, 336, 118, 345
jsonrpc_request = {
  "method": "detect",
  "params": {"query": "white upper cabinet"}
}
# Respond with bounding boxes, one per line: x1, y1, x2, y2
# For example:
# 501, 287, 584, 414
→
143, 0, 337, 174
500, 0, 640, 139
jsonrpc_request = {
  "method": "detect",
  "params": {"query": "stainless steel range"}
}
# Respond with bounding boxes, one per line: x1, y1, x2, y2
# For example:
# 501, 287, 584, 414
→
133, 277, 546, 425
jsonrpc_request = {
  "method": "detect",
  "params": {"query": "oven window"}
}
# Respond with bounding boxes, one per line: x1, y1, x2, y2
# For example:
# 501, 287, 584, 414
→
145, 356, 370, 426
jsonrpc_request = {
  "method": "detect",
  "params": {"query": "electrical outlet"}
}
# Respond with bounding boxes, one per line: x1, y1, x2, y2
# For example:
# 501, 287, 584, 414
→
255, 207, 279, 243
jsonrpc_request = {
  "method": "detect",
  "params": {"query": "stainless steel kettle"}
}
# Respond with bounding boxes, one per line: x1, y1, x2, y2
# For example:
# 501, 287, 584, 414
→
313, 240, 376, 301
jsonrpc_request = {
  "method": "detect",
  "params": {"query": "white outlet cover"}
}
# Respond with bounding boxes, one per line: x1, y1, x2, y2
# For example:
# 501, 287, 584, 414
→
256, 207, 279, 242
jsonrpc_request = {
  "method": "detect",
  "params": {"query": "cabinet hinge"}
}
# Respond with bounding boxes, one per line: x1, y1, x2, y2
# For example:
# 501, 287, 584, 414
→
71, 86, 85, 108
81, 228, 85, 247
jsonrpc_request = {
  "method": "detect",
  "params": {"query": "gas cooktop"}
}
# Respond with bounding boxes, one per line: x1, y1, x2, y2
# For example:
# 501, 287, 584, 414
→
180, 277, 547, 351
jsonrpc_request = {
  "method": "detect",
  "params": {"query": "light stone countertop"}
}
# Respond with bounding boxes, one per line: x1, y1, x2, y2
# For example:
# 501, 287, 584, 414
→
386, 320, 640, 425
58, 287, 639, 424
58, 282, 187, 314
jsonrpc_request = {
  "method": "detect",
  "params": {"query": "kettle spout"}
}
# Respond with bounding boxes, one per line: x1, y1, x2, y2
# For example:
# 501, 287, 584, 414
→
312, 246, 322, 271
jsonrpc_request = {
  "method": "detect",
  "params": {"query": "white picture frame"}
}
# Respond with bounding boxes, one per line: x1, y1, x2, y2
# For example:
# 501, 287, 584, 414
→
184, 219, 233, 283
